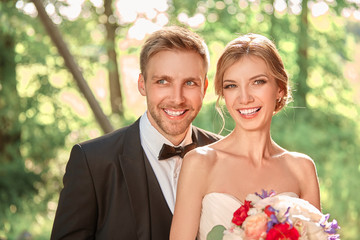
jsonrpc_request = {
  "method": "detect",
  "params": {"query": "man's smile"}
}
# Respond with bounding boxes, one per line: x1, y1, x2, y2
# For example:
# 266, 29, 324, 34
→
163, 109, 188, 117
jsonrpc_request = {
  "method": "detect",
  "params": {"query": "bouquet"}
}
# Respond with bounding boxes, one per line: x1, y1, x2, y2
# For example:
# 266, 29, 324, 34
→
207, 190, 340, 240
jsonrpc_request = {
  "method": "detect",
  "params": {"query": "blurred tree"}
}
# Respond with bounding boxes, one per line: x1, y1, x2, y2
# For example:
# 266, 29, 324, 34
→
0, 1, 75, 238
295, 0, 309, 108
0, 3, 19, 158
0, 1, 40, 233
104, 0, 124, 115
31, 0, 114, 133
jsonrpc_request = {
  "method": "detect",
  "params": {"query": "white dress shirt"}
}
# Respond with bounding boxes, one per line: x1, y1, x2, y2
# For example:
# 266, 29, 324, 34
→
139, 112, 193, 213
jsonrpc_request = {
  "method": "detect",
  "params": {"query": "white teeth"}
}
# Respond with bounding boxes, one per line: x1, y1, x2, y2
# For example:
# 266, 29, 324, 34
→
239, 108, 260, 115
164, 109, 186, 116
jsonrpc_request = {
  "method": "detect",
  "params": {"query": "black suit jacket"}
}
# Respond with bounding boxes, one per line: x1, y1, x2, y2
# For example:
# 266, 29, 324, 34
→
51, 118, 221, 240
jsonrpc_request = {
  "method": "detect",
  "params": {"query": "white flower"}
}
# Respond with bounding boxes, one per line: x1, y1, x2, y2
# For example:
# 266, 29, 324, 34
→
245, 193, 261, 204
247, 207, 261, 216
303, 221, 328, 240
223, 227, 244, 240
254, 195, 323, 222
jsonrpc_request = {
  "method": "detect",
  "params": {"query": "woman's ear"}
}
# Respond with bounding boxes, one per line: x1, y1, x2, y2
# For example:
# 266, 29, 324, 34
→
277, 87, 285, 100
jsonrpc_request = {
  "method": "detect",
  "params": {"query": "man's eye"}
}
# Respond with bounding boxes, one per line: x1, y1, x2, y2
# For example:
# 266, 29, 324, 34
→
157, 79, 167, 84
185, 81, 195, 86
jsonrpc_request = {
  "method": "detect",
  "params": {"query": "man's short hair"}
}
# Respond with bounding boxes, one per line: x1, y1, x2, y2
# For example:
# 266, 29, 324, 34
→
140, 26, 210, 80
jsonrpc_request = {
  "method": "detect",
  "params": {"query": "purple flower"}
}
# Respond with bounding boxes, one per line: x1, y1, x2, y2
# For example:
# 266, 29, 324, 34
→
325, 219, 340, 234
320, 214, 330, 228
282, 207, 293, 227
255, 189, 276, 199
266, 216, 277, 232
319, 213, 340, 236
328, 234, 340, 240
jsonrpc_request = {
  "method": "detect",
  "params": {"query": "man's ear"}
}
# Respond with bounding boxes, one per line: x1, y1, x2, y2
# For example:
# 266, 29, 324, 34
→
138, 73, 146, 96
203, 77, 208, 95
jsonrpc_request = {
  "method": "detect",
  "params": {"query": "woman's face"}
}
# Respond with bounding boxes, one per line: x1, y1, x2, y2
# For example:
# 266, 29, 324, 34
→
222, 56, 283, 131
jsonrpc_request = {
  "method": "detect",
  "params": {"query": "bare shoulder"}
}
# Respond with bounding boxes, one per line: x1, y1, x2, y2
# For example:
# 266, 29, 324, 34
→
283, 151, 317, 173
182, 145, 218, 170
177, 146, 218, 196
282, 151, 320, 208
286, 151, 315, 163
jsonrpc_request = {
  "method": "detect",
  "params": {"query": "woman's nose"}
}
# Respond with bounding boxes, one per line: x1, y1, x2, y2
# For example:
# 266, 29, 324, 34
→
238, 87, 254, 104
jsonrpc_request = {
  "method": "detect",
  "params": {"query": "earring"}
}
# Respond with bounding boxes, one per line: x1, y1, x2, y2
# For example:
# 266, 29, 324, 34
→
277, 98, 281, 103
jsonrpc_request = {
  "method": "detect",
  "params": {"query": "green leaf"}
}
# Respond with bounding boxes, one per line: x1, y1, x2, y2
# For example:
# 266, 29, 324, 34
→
206, 225, 226, 240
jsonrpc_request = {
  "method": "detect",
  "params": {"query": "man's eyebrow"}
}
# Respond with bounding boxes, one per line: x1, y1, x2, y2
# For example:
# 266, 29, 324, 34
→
151, 75, 173, 80
151, 75, 202, 82
184, 76, 202, 81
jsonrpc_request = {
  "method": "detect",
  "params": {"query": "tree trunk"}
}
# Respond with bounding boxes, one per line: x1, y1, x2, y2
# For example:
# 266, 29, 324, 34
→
269, 0, 277, 42
295, 0, 309, 107
31, 0, 114, 133
0, 28, 21, 160
104, 0, 124, 115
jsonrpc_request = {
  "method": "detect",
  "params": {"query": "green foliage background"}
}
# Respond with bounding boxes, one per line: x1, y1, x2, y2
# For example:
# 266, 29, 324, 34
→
1, 0, 359, 239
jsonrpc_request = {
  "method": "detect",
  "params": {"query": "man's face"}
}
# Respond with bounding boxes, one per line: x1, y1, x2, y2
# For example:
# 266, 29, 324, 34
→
138, 50, 208, 145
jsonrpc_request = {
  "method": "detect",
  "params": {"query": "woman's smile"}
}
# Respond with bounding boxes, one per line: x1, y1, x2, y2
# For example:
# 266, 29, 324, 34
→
238, 107, 261, 119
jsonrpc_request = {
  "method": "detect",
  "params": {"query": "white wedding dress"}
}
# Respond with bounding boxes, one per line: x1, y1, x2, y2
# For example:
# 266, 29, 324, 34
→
197, 192, 299, 240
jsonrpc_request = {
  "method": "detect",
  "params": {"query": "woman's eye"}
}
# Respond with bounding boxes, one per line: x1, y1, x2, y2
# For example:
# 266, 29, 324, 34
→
254, 79, 266, 85
224, 84, 236, 89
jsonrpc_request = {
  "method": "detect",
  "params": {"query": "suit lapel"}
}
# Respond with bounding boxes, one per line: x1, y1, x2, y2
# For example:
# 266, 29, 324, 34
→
118, 123, 220, 240
119, 120, 150, 240
192, 126, 221, 147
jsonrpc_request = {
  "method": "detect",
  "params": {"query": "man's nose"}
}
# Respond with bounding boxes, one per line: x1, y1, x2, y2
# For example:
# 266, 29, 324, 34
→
170, 85, 185, 104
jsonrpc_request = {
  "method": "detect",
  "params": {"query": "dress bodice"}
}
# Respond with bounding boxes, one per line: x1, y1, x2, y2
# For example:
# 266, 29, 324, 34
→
197, 192, 299, 240
197, 193, 242, 240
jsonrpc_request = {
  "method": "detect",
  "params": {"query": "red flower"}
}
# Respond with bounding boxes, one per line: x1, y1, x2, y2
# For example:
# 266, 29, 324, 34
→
264, 205, 273, 217
266, 223, 300, 240
232, 200, 252, 226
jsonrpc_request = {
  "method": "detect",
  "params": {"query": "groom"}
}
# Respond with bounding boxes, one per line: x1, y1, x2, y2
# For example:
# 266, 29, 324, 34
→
51, 26, 221, 240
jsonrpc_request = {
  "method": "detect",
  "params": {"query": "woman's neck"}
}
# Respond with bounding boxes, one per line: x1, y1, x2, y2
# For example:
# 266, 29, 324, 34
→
226, 127, 280, 166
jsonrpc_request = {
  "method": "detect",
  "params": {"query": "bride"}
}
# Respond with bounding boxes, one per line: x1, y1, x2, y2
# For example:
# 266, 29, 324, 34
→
169, 33, 321, 240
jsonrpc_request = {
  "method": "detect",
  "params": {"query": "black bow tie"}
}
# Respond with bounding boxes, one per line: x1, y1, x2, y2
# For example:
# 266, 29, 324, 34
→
158, 142, 197, 160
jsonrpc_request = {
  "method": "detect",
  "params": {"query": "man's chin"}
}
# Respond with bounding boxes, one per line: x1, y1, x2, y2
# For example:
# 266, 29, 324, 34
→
163, 126, 190, 137
161, 121, 192, 136
149, 111, 195, 136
